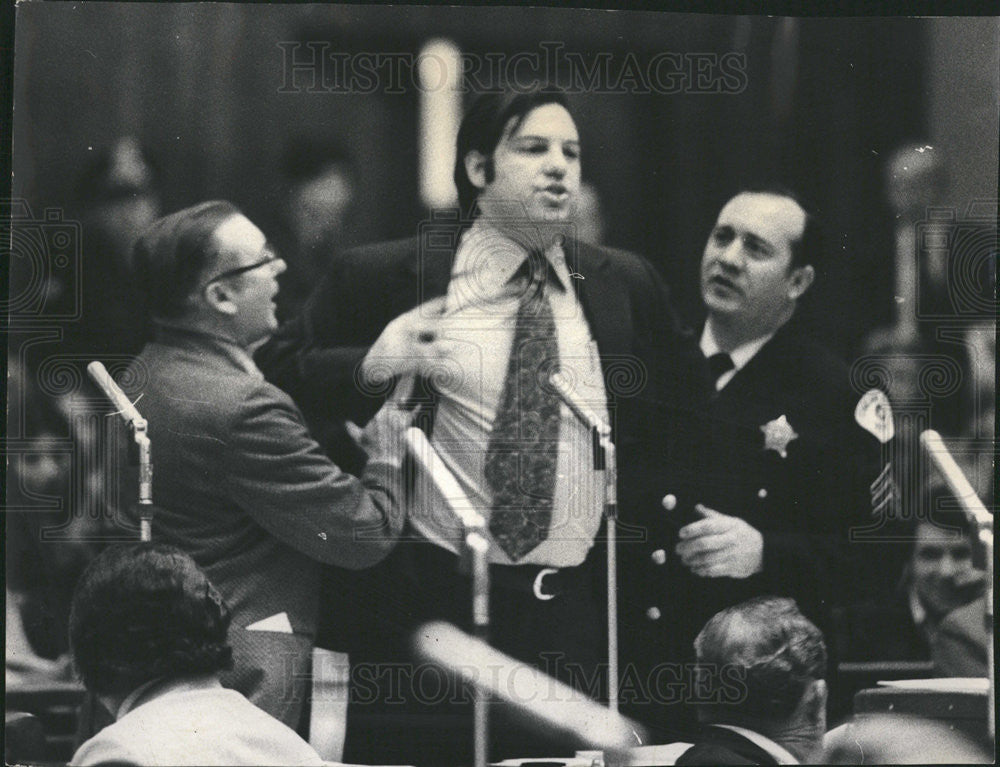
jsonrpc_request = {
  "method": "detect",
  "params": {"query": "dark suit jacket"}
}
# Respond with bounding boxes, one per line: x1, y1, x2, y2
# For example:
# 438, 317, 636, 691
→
833, 590, 931, 665
256, 232, 707, 472
933, 596, 989, 677
120, 326, 403, 728
256, 230, 707, 663
675, 726, 782, 765
619, 322, 889, 735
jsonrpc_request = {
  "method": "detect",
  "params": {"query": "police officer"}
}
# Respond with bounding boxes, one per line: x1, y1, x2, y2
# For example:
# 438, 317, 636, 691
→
618, 187, 894, 740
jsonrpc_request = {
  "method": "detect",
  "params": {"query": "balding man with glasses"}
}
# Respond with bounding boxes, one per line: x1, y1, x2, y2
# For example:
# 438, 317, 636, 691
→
118, 201, 411, 733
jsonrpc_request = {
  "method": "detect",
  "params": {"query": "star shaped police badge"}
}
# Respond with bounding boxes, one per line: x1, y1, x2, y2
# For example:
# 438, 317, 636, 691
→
761, 415, 798, 458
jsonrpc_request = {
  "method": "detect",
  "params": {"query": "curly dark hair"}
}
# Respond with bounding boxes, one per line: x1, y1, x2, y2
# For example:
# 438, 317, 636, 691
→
69, 543, 233, 696
693, 596, 827, 726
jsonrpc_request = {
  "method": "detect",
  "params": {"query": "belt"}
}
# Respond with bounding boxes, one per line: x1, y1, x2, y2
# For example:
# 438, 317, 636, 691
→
411, 542, 591, 601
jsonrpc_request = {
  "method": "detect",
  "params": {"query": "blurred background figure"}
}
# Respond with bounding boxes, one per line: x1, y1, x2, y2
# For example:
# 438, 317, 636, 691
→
960, 321, 995, 506
64, 136, 162, 359
68, 543, 326, 766
824, 714, 989, 764
676, 597, 829, 766
833, 484, 988, 677
573, 180, 606, 245
879, 142, 948, 347
5, 376, 102, 680
274, 136, 357, 321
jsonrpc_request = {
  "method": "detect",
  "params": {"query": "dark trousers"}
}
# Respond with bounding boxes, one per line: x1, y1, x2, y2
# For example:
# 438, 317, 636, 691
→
343, 537, 607, 766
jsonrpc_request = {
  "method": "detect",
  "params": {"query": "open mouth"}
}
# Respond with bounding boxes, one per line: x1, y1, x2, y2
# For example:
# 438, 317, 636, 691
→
707, 274, 741, 295
538, 184, 569, 204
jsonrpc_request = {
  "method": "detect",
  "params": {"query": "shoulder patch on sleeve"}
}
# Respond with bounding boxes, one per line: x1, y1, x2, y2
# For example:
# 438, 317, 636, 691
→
855, 388, 894, 443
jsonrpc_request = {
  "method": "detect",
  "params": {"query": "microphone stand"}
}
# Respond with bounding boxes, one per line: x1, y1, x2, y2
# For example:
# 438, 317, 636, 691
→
404, 427, 490, 767
920, 429, 994, 742
87, 361, 154, 541
550, 372, 620, 714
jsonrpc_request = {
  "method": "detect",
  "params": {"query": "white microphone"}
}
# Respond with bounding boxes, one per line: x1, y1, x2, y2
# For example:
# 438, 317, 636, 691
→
549, 371, 610, 437
87, 361, 154, 541
414, 620, 645, 752
87, 361, 144, 426
920, 429, 992, 531
405, 427, 491, 641
405, 427, 485, 532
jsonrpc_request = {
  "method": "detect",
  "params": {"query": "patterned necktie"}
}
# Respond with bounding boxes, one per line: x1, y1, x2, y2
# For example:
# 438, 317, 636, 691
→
707, 351, 735, 388
484, 258, 561, 561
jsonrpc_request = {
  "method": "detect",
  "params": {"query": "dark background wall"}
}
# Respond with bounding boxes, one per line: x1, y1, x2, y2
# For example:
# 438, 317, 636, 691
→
12, 5, 998, 354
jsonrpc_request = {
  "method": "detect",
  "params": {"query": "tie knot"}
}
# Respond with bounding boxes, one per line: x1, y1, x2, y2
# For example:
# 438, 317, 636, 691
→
512, 252, 562, 297
707, 352, 735, 382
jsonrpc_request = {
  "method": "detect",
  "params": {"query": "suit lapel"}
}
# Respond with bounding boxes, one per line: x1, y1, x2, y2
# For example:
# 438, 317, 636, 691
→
570, 239, 632, 360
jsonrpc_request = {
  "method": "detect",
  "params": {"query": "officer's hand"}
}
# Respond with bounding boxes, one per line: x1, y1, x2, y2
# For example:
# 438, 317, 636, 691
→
358, 375, 417, 468
675, 504, 764, 579
361, 296, 449, 383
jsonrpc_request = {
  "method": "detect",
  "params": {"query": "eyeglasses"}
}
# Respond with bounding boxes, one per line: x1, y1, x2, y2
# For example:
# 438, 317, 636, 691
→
203, 247, 281, 287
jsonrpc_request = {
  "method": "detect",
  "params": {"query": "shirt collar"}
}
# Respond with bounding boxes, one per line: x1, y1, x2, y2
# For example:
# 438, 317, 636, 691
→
700, 320, 774, 374
713, 724, 801, 765
449, 222, 567, 310
118, 675, 223, 719
152, 319, 263, 378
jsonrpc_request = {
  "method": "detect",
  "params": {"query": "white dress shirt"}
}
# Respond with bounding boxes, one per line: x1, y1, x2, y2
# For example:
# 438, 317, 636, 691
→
700, 320, 774, 391
409, 222, 608, 566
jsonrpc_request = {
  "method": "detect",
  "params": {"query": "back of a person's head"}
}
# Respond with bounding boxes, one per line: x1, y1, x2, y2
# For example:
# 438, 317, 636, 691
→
69, 542, 232, 697
132, 200, 241, 321
693, 596, 827, 727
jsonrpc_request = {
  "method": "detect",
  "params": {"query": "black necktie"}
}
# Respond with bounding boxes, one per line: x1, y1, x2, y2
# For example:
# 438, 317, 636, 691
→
707, 352, 735, 387
484, 257, 561, 561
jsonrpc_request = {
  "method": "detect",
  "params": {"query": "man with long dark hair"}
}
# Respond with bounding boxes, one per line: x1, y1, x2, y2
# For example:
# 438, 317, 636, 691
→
257, 86, 704, 764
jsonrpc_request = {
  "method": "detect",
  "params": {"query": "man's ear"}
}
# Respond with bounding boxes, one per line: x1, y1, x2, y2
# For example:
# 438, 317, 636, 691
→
787, 264, 815, 301
203, 282, 238, 316
464, 150, 490, 191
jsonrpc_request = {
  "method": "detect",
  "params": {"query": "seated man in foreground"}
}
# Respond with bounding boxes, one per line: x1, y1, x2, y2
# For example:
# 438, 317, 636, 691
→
69, 542, 327, 766
677, 596, 828, 766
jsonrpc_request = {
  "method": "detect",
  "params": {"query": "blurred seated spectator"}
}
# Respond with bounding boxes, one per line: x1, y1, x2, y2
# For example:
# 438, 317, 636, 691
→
833, 486, 987, 676
931, 597, 990, 678
676, 596, 828, 765
574, 180, 606, 245
69, 543, 326, 766
5, 385, 101, 666
65, 136, 162, 358
274, 136, 356, 321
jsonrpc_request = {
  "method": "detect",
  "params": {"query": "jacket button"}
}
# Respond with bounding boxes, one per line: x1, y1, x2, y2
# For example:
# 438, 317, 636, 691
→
757, 488, 768, 499
646, 606, 662, 621
650, 549, 667, 565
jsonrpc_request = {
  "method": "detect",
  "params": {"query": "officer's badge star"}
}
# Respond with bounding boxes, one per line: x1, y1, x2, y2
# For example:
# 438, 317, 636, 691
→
761, 415, 798, 458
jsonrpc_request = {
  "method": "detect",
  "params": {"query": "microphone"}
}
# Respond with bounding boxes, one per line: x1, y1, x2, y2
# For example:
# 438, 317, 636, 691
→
405, 427, 489, 628
405, 427, 485, 533
919, 429, 994, 741
87, 361, 154, 541
919, 430, 992, 531
414, 621, 645, 753
87, 361, 144, 426
549, 371, 610, 437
